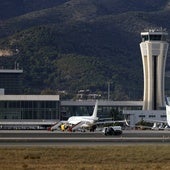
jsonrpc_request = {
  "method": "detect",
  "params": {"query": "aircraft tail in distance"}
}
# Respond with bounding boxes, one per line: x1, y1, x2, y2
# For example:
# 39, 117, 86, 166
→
91, 100, 98, 118
165, 97, 170, 126
165, 97, 169, 105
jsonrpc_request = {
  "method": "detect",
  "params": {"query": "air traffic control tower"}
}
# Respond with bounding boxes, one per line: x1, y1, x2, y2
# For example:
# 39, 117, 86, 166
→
140, 28, 169, 110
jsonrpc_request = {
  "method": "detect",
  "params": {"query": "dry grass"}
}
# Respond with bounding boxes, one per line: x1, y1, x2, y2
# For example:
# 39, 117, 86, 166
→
0, 145, 170, 170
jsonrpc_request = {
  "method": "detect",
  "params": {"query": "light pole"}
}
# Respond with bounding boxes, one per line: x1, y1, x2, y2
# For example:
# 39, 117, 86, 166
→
107, 81, 111, 101
14, 49, 20, 69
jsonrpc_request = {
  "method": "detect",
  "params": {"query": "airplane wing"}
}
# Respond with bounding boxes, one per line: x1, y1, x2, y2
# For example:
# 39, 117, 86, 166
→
96, 119, 128, 125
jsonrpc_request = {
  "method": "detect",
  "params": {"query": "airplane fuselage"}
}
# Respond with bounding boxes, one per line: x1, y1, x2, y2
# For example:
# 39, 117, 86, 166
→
67, 116, 98, 126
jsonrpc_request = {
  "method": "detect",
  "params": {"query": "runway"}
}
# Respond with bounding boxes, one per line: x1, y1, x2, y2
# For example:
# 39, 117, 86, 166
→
0, 130, 170, 146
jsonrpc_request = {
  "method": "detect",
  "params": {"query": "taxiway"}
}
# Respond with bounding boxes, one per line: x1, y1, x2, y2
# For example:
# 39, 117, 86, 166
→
0, 130, 170, 146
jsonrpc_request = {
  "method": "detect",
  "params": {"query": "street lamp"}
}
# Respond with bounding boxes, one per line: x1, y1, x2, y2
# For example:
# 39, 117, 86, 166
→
14, 49, 20, 69
107, 81, 112, 101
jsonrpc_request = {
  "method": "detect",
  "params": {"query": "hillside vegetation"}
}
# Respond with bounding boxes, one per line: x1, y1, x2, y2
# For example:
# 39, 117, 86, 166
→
0, 0, 170, 100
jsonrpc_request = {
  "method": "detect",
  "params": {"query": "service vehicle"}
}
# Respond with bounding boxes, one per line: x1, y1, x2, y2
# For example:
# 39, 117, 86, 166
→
102, 126, 122, 136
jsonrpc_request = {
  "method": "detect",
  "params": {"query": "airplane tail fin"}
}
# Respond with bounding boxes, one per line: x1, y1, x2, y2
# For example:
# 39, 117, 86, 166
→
125, 118, 130, 126
165, 97, 170, 126
91, 100, 98, 118
165, 97, 169, 106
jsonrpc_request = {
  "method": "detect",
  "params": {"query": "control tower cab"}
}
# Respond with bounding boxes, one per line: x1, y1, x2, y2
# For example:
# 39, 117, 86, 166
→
140, 28, 169, 110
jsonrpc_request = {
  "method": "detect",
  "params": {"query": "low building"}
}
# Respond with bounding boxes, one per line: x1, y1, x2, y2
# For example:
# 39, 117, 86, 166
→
123, 110, 166, 127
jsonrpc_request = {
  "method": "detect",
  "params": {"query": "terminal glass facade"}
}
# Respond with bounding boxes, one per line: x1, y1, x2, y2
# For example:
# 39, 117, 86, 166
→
0, 100, 60, 120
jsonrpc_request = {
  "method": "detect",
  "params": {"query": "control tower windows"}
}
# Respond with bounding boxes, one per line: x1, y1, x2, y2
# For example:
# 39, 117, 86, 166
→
162, 35, 167, 41
150, 35, 162, 41
142, 34, 167, 42
141, 35, 149, 42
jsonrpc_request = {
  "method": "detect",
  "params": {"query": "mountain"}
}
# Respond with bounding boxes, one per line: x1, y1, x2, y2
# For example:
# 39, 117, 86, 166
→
0, 0, 69, 20
0, 0, 170, 100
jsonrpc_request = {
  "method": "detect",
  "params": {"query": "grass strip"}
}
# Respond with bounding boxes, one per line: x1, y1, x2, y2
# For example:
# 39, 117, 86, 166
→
0, 145, 170, 170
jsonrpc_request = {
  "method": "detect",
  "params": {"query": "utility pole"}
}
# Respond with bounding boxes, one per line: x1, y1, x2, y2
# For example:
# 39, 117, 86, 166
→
107, 81, 111, 101
14, 49, 20, 69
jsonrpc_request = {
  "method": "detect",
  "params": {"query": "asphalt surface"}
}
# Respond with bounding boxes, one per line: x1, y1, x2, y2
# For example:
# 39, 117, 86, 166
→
0, 130, 170, 146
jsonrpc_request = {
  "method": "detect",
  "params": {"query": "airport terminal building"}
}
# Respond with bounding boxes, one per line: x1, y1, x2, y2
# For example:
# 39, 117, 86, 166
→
0, 95, 60, 120
123, 109, 166, 127
0, 68, 145, 124
0, 67, 167, 128
0, 95, 167, 128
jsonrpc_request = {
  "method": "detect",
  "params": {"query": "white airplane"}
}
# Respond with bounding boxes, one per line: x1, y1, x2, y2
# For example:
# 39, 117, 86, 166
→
49, 100, 127, 132
50, 100, 99, 132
